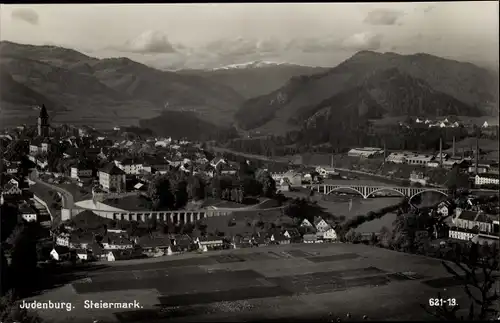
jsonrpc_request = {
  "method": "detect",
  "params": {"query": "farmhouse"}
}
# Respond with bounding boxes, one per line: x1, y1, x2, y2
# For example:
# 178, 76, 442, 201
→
50, 245, 71, 261
314, 217, 331, 232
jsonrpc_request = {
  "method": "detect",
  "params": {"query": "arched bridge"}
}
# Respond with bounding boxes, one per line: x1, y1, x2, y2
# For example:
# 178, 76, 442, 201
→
307, 184, 449, 200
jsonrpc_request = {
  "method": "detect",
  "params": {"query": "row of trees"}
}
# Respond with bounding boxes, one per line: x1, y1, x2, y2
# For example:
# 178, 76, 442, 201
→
222, 121, 474, 156
147, 161, 277, 210
1, 203, 44, 322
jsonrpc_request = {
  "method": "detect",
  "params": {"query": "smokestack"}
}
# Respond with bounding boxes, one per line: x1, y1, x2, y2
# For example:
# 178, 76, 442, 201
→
475, 136, 479, 175
452, 136, 456, 158
439, 137, 443, 167
383, 141, 387, 164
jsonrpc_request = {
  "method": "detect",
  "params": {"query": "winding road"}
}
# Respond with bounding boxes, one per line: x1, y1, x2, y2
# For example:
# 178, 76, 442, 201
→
29, 170, 75, 208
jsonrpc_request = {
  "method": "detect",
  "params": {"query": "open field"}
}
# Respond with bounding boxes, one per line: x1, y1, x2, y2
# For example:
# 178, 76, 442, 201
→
28, 243, 474, 323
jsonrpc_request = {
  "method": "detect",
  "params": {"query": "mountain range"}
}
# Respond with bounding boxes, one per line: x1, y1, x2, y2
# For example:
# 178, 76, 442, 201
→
235, 51, 498, 134
0, 41, 498, 141
178, 61, 328, 99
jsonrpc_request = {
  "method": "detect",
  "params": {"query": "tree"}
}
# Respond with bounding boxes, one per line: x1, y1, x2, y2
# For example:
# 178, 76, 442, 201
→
255, 170, 277, 198
0, 291, 43, 323
171, 178, 188, 209
421, 241, 499, 320
187, 175, 205, 201
445, 165, 470, 195
8, 223, 39, 296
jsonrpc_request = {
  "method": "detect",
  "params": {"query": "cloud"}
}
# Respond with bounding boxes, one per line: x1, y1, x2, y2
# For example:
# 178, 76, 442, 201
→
363, 8, 405, 26
11, 8, 39, 25
203, 36, 285, 62
341, 32, 383, 51
116, 30, 177, 54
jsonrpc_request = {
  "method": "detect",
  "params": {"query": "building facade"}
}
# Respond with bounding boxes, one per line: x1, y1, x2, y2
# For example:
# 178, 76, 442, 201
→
99, 164, 126, 192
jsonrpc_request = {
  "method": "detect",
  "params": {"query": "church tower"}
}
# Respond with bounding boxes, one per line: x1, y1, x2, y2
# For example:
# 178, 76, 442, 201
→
38, 104, 50, 137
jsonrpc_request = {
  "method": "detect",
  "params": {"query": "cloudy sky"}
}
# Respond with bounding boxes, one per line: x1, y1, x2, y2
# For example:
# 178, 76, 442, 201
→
1, 2, 498, 70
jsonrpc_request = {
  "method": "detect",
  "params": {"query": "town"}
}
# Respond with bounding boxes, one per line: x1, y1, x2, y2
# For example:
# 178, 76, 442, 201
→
1, 105, 498, 265
1, 2, 499, 321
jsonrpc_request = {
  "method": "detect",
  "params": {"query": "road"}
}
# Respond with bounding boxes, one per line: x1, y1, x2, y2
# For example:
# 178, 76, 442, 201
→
210, 146, 499, 194
29, 170, 75, 208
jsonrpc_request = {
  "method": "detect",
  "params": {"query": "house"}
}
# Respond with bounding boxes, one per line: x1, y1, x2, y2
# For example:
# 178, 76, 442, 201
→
437, 201, 453, 217
1, 182, 22, 199
453, 209, 494, 233
268, 230, 290, 245
474, 173, 500, 186
101, 235, 134, 250
282, 228, 302, 243
75, 249, 92, 261
29, 138, 50, 156
171, 234, 193, 251
50, 245, 71, 261
314, 217, 331, 232
137, 235, 171, 256
98, 163, 126, 193
107, 248, 144, 262
114, 157, 144, 175
70, 162, 93, 179
300, 218, 314, 228
303, 234, 320, 243
232, 234, 254, 248
251, 233, 269, 247
322, 228, 338, 242
194, 236, 224, 250
210, 157, 226, 169
19, 204, 37, 222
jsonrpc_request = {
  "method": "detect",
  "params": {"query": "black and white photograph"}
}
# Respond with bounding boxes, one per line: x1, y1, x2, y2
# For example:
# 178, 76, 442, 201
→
0, 2, 499, 322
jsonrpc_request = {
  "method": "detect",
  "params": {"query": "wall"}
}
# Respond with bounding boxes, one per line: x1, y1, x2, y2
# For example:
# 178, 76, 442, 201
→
33, 194, 53, 221
61, 206, 233, 223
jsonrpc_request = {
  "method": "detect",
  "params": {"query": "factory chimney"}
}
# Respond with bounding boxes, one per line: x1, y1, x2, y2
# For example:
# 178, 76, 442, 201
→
475, 135, 479, 175
439, 137, 443, 167
452, 136, 456, 158
383, 140, 387, 164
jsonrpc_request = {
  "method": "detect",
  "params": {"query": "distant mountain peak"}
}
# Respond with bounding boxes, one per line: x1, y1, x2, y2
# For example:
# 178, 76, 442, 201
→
211, 60, 292, 71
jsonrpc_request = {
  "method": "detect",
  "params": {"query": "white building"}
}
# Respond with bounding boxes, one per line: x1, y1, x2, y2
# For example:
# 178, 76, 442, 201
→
98, 163, 126, 193
300, 218, 314, 228
114, 158, 143, 175
70, 165, 93, 179
347, 147, 383, 158
315, 166, 339, 177
385, 152, 407, 164
314, 217, 331, 232
319, 228, 338, 241
19, 204, 37, 222
405, 154, 434, 166
475, 174, 499, 186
